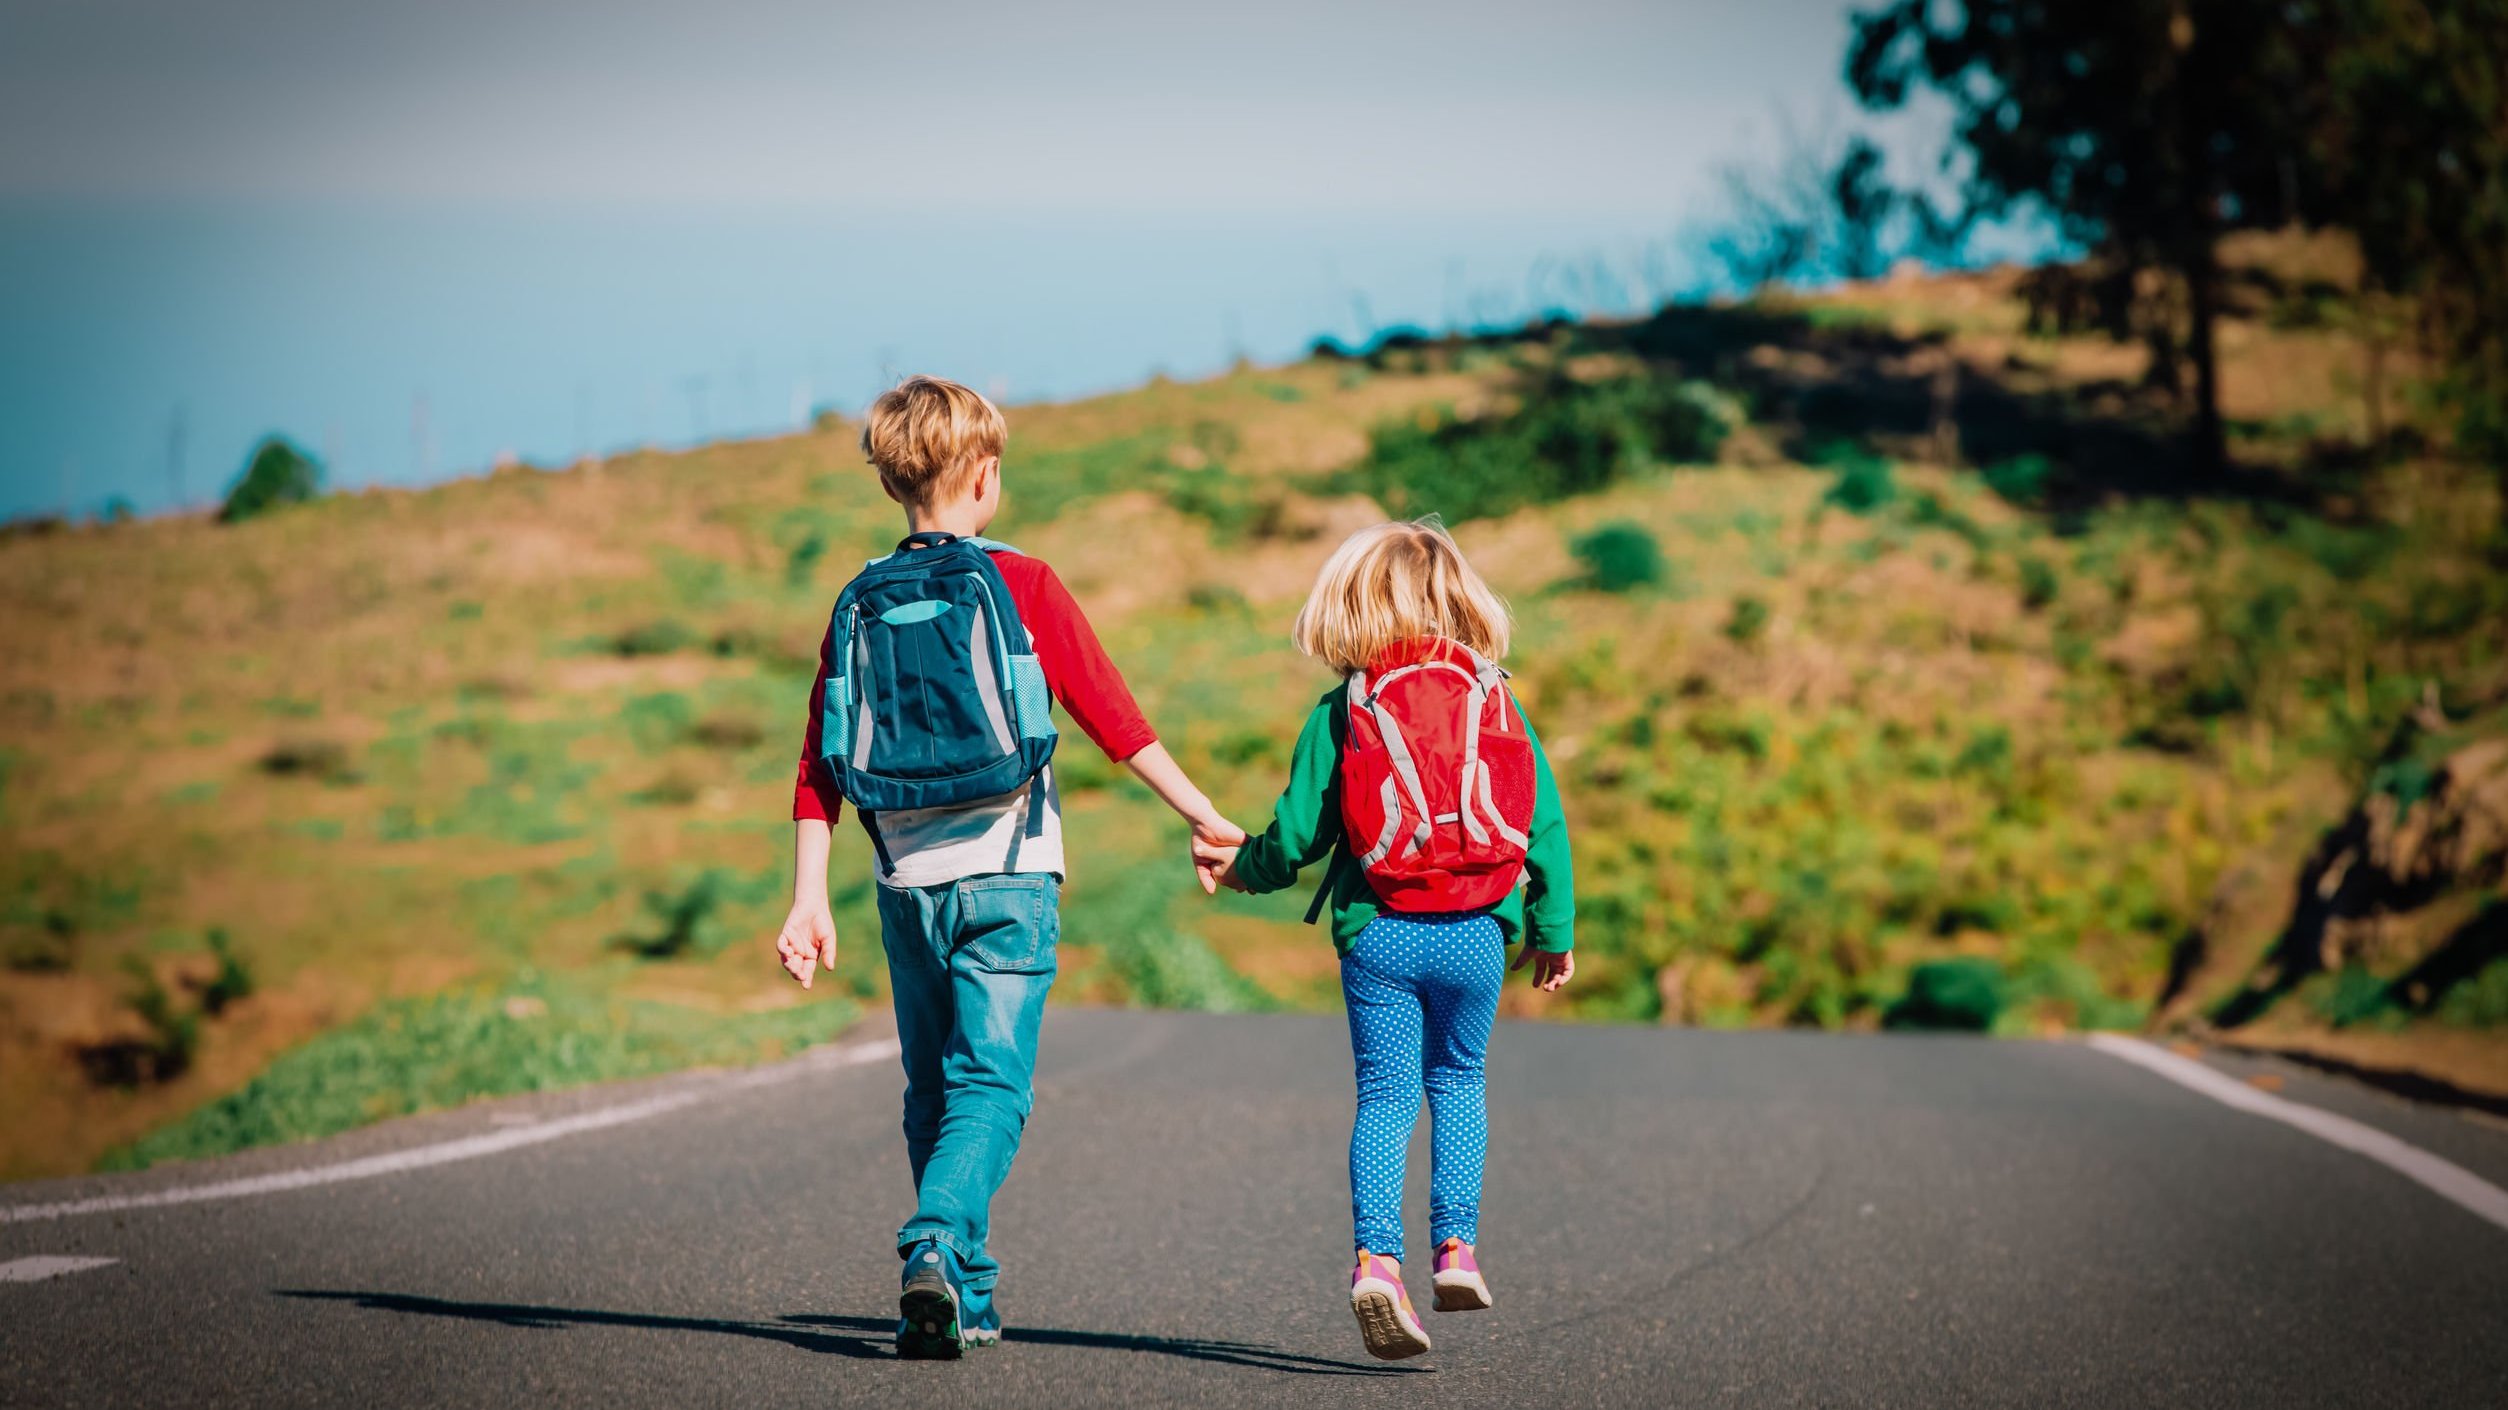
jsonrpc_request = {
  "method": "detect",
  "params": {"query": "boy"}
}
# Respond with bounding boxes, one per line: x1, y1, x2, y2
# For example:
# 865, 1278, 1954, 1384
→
771, 375, 1242, 1358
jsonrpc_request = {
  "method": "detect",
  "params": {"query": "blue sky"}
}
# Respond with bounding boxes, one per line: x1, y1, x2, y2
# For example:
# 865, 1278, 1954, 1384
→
0, 0, 1940, 518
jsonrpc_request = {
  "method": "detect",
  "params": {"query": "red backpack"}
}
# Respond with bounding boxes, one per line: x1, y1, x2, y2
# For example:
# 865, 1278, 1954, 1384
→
1333, 637, 1536, 913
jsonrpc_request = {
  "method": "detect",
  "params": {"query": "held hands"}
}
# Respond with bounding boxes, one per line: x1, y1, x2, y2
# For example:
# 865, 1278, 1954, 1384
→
774, 899, 839, 988
1190, 816, 1247, 895
1511, 945, 1575, 993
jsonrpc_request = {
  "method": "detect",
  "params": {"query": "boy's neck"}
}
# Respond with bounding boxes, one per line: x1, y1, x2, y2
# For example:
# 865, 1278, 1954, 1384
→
906, 500, 991, 542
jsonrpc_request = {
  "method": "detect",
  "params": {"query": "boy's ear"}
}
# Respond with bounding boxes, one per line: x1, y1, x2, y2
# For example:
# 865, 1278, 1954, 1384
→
880, 478, 903, 506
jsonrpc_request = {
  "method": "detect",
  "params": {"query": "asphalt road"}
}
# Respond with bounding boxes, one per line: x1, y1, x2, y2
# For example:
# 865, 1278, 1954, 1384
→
4, 1008, 2504, 1408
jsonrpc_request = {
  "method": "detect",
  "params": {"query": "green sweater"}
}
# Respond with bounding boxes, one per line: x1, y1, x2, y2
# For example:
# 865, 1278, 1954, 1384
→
1233, 680, 1576, 954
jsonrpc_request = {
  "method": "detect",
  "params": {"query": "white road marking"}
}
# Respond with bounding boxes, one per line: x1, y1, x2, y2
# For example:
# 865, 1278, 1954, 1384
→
0, 1036, 901, 1226
0, 1255, 120, 1282
2088, 1034, 2508, 1234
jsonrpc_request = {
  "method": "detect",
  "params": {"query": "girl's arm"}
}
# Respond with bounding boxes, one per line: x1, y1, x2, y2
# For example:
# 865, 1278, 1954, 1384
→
1517, 715, 1577, 953
1225, 690, 1346, 895
1505, 713, 1577, 991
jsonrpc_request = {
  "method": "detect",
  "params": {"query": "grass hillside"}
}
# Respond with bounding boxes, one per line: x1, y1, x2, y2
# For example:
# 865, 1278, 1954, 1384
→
3, 232, 2502, 1179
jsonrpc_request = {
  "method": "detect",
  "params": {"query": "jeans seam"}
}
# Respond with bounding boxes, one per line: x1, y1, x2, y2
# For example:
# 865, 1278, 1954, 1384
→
899, 1225, 989, 1280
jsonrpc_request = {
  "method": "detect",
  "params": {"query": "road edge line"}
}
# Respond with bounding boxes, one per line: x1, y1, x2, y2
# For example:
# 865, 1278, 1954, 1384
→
0, 1036, 901, 1225
2086, 1033, 2508, 1235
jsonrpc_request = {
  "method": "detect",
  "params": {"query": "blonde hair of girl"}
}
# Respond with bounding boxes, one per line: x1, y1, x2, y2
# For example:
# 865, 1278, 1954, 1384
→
1291, 518, 1513, 676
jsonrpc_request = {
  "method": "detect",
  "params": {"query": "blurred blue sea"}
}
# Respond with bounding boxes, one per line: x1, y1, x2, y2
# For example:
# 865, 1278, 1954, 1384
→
0, 202, 1708, 520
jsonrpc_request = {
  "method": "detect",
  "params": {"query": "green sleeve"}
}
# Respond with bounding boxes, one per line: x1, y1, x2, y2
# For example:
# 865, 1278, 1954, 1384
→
1233, 687, 1346, 896
1520, 715, 1577, 952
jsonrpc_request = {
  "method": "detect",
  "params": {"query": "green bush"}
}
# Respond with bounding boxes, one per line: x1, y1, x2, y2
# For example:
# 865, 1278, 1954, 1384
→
201, 928, 254, 1015
1817, 444, 1897, 515
3, 911, 74, 973
784, 531, 828, 587
1723, 593, 1771, 644
2312, 964, 2397, 1028
2437, 952, 2508, 1028
1981, 453, 2054, 507
76, 959, 198, 1086
612, 619, 696, 657
1884, 957, 2007, 1031
1348, 375, 1725, 523
219, 436, 324, 523
2017, 555, 2061, 611
615, 867, 768, 960
1571, 521, 1667, 593
1908, 491, 1991, 548
258, 737, 356, 783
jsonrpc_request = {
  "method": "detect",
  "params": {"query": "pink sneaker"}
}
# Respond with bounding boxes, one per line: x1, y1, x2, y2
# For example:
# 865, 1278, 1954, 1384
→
1432, 1237, 1492, 1311
1349, 1251, 1432, 1360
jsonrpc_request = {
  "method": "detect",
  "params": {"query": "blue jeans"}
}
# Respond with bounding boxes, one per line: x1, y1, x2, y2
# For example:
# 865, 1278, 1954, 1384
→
876, 873, 1059, 1296
1342, 911, 1505, 1258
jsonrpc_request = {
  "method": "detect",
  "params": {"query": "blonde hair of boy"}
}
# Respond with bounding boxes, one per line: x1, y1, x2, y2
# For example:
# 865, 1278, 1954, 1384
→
860, 375, 1007, 509
1292, 518, 1513, 676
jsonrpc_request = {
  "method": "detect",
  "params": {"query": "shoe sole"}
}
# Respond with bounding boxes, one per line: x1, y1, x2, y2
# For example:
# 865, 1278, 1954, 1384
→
897, 1278, 964, 1361
1351, 1280, 1432, 1360
1432, 1270, 1493, 1311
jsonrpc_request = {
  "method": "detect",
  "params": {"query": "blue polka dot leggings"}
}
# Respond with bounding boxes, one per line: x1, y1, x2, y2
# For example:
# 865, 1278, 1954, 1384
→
1342, 910, 1504, 1259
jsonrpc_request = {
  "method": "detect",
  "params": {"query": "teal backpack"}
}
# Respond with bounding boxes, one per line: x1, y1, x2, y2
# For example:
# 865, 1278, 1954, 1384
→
816, 532, 1058, 871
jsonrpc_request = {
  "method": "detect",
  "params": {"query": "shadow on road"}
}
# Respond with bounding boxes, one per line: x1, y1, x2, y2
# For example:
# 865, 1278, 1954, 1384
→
278, 1290, 1421, 1377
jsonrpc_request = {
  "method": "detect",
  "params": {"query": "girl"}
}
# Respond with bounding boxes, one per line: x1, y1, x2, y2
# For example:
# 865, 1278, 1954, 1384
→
1199, 518, 1575, 1361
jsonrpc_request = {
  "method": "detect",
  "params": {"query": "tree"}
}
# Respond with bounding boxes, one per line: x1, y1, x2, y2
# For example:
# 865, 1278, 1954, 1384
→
2308, 0, 2508, 466
219, 436, 324, 523
1702, 127, 1959, 293
1846, 1, 2325, 476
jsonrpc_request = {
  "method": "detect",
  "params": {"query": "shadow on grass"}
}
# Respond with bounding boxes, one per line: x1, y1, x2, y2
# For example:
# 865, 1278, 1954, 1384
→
278, 1290, 1422, 1377
1354, 300, 2336, 514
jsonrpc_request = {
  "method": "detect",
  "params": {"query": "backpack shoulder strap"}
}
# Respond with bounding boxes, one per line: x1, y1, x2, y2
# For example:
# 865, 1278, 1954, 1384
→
1353, 671, 1434, 863
1303, 850, 1345, 925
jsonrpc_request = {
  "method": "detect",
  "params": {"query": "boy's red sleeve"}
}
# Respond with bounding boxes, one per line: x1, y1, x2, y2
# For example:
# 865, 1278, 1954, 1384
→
792, 622, 844, 823
996, 553, 1158, 763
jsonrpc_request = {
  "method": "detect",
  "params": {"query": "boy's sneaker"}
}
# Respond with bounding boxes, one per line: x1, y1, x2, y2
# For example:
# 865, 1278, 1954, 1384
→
1349, 1251, 1432, 1360
1431, 1237, 1492, 1311
897, 1242, 968, 1360
963, 1305, 1002, 1350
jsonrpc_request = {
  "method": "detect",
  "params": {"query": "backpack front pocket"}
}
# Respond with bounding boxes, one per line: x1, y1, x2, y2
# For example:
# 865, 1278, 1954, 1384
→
820, 672, 854, 763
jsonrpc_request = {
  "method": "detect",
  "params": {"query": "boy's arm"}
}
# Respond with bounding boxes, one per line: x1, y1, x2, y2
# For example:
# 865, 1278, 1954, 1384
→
792, 621, 843, 825
1122, 741, 1230, 832
1004, 556, 1238, 841
1231, 692, 1345, 896
777, 622, 841, 987
1003, 557, 1158, 764
775, 818, 838, 986
1518, 715, 1577, 954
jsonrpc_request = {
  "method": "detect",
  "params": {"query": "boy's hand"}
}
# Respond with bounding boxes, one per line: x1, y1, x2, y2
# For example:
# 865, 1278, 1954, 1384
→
1511, 946, 1575, 993
774, 900, 838, 989
1190, 816, 1246, 895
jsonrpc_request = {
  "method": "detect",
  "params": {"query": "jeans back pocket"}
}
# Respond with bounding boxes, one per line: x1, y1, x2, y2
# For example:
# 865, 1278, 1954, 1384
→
954, 874, 1060, 974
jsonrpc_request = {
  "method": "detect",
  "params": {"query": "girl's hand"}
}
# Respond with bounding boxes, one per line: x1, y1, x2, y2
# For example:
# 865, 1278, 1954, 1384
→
1190, 816, 1246, 895
1207, 848, 1249, 894
774, 900, 838, 989
1511, 946, 1574, 993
